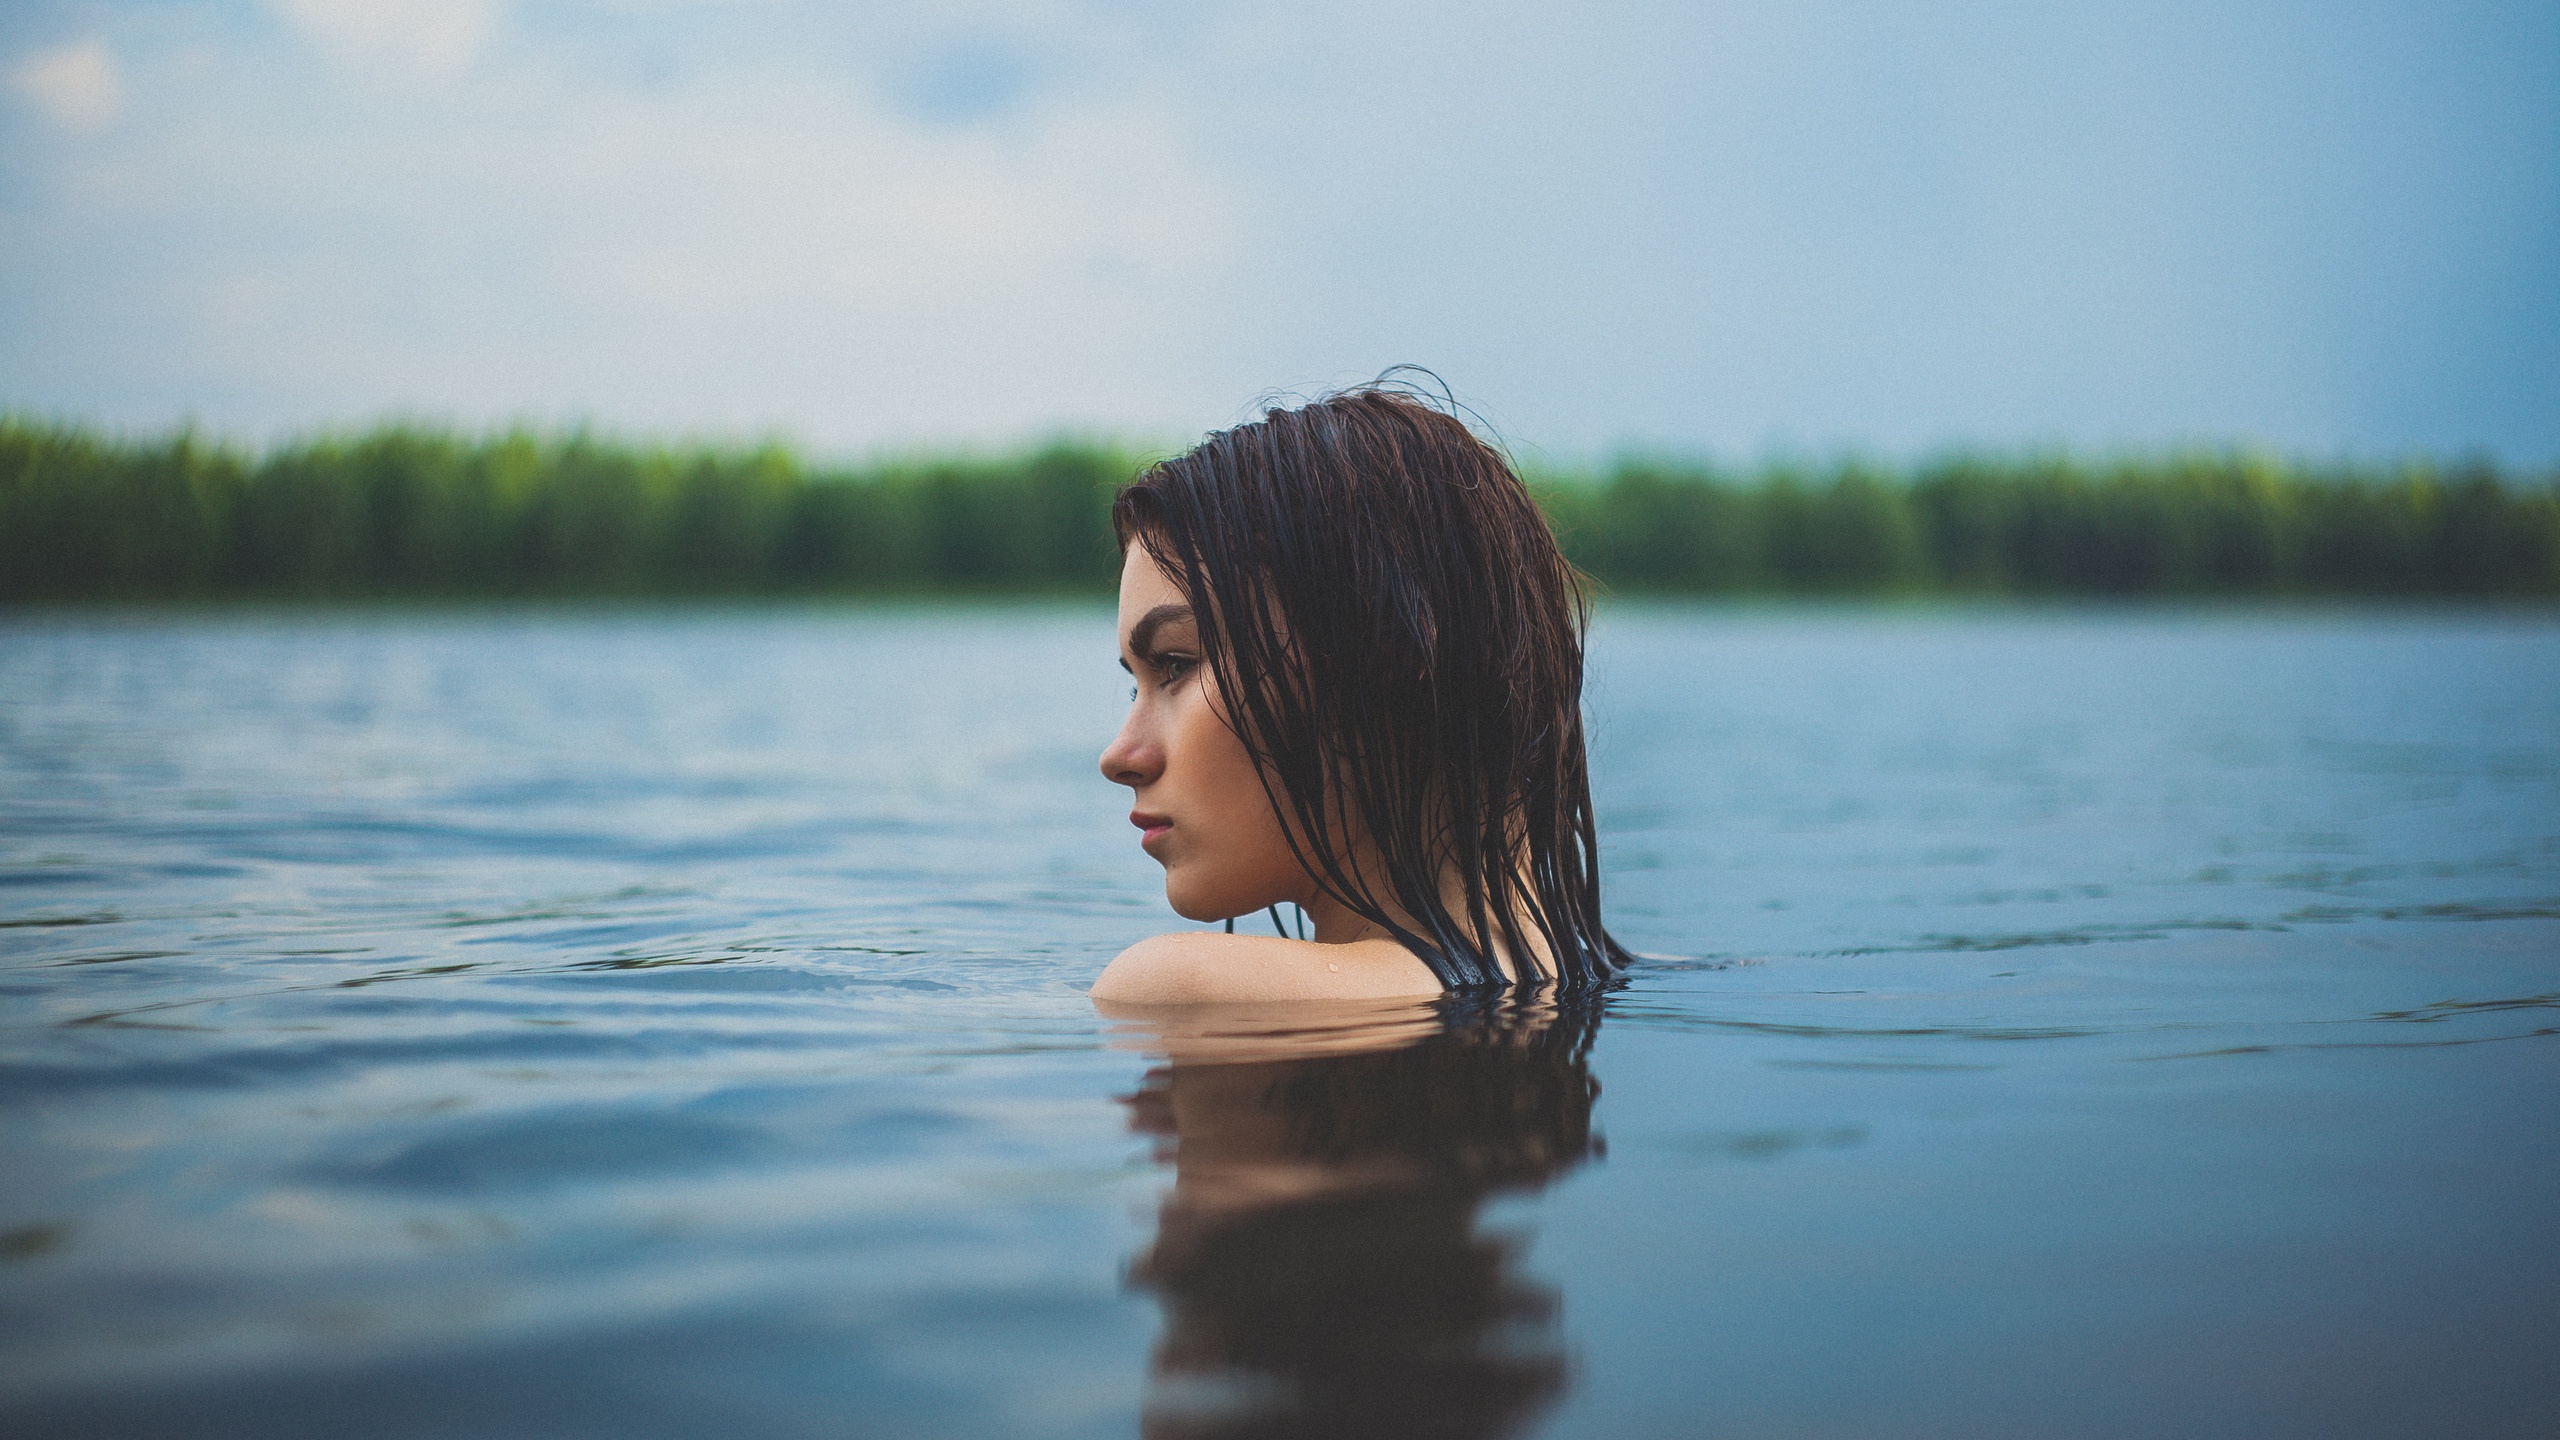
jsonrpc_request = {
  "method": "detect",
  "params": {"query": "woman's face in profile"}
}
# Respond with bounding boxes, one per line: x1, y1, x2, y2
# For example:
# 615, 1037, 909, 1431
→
1101, 545, 1309, 923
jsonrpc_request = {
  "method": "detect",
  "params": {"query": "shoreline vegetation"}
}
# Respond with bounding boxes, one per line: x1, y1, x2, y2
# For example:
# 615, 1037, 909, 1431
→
4, 418, 2555, 602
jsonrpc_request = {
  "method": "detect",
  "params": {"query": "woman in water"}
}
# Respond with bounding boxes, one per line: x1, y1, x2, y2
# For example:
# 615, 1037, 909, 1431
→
1093, 381, 1628, 1002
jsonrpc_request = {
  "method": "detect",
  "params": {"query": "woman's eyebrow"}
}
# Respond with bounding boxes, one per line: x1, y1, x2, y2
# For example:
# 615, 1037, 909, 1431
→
1126, 603, 1194, 656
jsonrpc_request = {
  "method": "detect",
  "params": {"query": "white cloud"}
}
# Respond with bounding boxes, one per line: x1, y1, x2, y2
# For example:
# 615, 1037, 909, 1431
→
267, 0, 500, 80
6, 39, 125, 131
2, 13, 1251, 449
560, 91, 1233, 322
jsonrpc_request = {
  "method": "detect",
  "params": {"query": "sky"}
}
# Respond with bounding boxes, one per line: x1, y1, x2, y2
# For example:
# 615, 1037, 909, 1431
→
2, 0, 2554, 465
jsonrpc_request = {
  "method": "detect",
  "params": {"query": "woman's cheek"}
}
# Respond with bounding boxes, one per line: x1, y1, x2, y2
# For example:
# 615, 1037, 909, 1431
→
1169, 825, 1261, 919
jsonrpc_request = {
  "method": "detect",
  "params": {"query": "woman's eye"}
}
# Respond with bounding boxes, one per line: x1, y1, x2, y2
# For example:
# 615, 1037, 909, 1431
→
1157, 655, 1194, 683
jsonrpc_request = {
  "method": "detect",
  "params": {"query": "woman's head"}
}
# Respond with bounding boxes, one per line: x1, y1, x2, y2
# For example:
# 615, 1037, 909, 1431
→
1097, 381, 1625, 991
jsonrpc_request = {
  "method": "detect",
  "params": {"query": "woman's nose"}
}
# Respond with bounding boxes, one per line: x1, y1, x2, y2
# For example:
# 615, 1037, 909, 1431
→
1099, 711, 1161, 788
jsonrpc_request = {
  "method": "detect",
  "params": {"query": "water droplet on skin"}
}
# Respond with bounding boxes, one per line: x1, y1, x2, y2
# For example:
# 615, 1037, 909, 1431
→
1327, 962, 1339, 972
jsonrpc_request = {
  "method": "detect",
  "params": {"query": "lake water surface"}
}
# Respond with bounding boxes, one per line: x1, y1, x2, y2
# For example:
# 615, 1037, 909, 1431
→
3, 606, 2555, 1438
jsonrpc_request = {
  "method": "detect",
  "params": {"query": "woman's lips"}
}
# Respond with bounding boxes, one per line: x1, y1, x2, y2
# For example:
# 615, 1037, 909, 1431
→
1131, 812, 1172, 849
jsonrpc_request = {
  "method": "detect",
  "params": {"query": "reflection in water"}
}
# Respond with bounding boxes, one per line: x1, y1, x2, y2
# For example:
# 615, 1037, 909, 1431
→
1117, 1000, 1603, 1440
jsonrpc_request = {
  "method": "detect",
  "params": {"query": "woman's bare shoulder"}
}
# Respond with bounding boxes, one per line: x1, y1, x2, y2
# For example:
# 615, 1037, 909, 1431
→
1090, 931, 1442, 1004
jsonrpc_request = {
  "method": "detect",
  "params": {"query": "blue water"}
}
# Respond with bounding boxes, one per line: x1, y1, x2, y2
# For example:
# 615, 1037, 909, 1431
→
2, 606, 2555, 1438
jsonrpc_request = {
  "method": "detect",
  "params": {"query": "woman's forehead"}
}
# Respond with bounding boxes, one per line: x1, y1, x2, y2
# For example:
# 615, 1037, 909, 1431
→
1118, 546, 1189, 630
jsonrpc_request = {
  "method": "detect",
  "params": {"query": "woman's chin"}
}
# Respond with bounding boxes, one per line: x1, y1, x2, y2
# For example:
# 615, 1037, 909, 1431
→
1164, 878, 1250, 926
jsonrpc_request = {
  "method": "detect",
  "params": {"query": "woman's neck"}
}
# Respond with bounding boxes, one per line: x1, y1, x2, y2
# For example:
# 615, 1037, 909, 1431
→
1299, 874, 1547, 983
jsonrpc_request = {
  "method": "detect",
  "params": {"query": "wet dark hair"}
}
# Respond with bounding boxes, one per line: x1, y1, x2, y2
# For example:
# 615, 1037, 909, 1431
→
1113, 379, 1628, 991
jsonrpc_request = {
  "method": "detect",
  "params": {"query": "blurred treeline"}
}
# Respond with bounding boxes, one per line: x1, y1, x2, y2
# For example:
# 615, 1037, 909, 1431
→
1534, 455, 2559, 597
0, 421, 1127, 600
4, 417, 2555, 601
